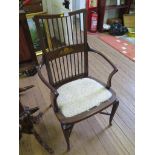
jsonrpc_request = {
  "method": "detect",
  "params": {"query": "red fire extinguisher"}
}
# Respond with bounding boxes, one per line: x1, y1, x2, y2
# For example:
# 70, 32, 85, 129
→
89, 11, 98, 33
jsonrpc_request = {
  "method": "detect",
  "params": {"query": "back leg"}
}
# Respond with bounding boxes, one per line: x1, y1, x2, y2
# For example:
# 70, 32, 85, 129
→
109, 100, 119, 126
61, 124, 74, 151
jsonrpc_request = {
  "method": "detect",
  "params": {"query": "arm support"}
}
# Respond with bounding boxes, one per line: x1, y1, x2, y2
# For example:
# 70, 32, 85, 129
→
88, 47, 118, 89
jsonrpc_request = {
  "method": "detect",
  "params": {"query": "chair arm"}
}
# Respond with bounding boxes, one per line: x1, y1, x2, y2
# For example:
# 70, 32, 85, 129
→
88, 47, 118, 89
36, 65, 59, 97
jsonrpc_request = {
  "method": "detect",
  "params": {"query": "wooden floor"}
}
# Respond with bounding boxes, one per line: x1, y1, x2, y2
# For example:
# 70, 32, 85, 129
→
19, 34, 135, 155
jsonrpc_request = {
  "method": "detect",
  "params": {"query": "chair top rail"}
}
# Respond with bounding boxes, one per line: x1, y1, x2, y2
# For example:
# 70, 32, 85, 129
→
33, 9, 86, 20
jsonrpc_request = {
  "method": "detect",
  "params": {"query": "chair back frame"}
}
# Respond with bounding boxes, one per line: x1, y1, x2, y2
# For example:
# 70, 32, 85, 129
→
34, 9, 88, 88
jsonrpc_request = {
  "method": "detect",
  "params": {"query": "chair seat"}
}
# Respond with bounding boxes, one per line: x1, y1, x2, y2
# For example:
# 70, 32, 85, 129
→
57, 78, 112, 117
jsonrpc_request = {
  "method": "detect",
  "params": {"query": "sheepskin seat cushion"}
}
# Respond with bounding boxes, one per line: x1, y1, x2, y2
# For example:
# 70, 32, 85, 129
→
57, 78, 112, 117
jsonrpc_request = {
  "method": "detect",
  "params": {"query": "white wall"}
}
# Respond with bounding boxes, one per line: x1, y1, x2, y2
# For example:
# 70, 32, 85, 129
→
72, 0, 80, 11
79, 0, 86, 9
72, 0, 86, 11
71, 0, 86, 31
42, 0, 70, 14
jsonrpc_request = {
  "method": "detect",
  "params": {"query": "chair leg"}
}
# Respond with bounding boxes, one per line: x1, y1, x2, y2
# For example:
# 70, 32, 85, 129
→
61, 124, 74, 151
109, 100, 119, 126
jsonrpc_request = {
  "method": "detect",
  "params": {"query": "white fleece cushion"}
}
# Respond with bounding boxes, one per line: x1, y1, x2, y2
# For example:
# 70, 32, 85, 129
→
57, 78, 112, 117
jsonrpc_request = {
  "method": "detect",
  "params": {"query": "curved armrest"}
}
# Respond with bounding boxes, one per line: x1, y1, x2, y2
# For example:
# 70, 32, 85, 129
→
36, 65, 59, 97
88, 47, 118, 89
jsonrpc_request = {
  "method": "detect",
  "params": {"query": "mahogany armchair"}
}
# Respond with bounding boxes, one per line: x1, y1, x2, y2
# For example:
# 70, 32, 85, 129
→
34, 9, 119, 151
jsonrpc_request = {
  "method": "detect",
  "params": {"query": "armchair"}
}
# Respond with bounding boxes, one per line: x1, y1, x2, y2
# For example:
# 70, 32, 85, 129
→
34, 9, 119, 151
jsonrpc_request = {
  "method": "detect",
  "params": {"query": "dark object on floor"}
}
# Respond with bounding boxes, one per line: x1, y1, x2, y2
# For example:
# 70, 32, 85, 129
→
97, 0, 132, 32
34, 9, 119, 151
107, 18, 122, 25
20, 67, 37, 77
109, 23, 128, 36
19, 85, 54, 154
24, 67, 37, 76
19, 85, 34, 93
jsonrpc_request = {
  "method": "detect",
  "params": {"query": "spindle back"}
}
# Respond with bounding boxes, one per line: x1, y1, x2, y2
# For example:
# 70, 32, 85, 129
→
34, 9, 88, 87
